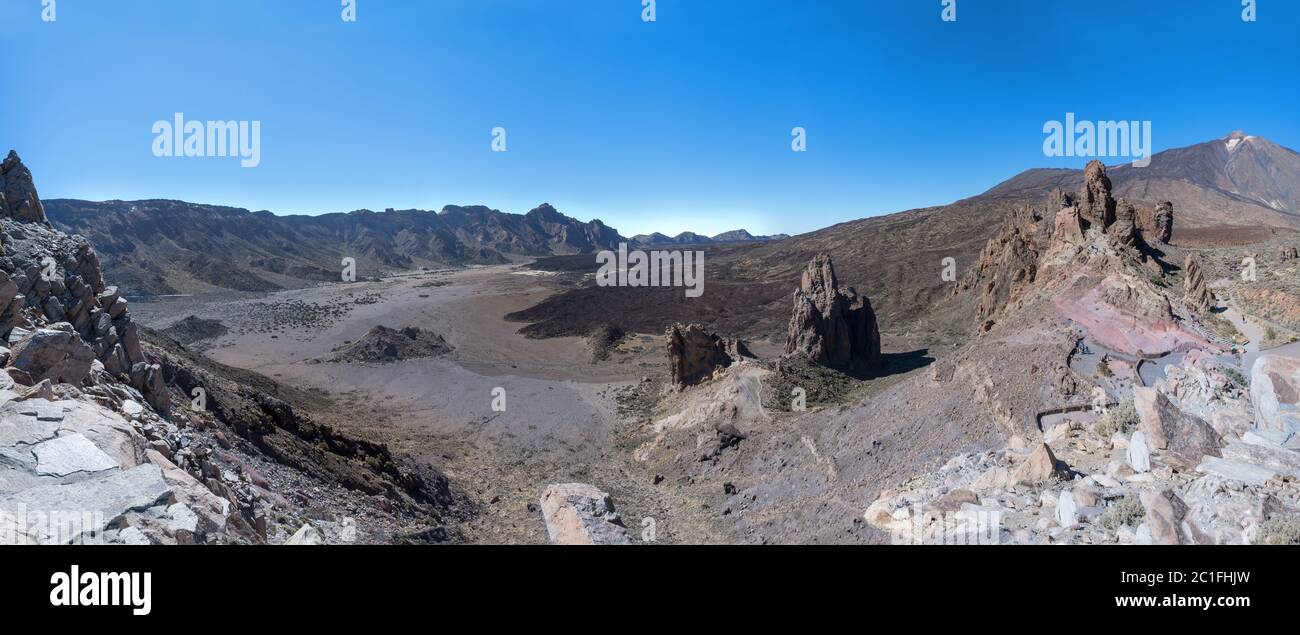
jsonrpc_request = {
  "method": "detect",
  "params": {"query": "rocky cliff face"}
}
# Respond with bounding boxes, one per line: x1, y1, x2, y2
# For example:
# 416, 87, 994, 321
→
784, 254, 882, 372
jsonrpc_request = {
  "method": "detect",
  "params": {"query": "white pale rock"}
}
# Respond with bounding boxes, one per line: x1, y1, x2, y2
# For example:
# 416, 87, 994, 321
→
1091, 474, 1122, 489
1134, 523, 1153, 545
1044, 423, 1071, 445
18, 402, 65, 422
121, 400, 144, 417
285, 523, 320, 545
117, 526, 151, 545
31, 433, 119, 476
1056, 490, 1078, 528
1127, 430, 1150, 473
1195, 456, 1277, 485
0, 464, 169, 543
165, 503, 199, 534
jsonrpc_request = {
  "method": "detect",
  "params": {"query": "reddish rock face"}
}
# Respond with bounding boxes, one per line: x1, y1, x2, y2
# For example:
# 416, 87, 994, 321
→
1011, 443, 1067, 485
1055, 280, 1210, 358
1055, 206, 1086, 245
783, 254, 881, 371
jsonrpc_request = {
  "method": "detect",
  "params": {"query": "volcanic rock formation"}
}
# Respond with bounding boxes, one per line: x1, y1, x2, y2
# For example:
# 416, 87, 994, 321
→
1137, 201, 1174, 244
1182, 255, 1215, 314
665, 322, 750, 388
330, 325, 453, 364
0, 155, 167, 410
1077, 160, 1117, 229
783, 254, 882, 371
0, 150, 46, 224
960, 161, 1183, 335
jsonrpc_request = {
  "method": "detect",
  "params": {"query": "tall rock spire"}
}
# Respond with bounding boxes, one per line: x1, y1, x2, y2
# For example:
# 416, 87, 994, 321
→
0, 150, 48, 224
784, 253, 882, 371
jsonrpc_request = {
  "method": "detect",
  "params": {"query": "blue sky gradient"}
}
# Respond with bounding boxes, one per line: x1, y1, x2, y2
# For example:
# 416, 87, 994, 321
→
2, 0, 1297, 236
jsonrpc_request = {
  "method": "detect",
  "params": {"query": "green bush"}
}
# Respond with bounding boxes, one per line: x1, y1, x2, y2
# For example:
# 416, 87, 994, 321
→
1255, 515, 1300, 545
1100, 496, 1145, 531
1095, 399, 1139, 438
1222, 367, 1247, 388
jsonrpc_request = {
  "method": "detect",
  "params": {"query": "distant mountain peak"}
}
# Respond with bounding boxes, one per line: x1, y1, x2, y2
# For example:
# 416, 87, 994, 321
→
1224, 130, 1259, 152
630, 228, 789, 246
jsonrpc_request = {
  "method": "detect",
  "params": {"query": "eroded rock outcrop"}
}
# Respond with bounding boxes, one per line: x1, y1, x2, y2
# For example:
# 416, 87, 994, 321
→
7, 324, 95, 385
1136, 201, 1174, 244
665, 322, 750, 388
0, 153, 164, 410
1077, 160, 1117, 229
0, 150, 47, 224
783, 254, 881, 371
1182, 255, 1215, 314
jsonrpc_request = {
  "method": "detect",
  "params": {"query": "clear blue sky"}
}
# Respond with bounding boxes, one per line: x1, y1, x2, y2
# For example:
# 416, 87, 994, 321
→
2, 0, 1297, 237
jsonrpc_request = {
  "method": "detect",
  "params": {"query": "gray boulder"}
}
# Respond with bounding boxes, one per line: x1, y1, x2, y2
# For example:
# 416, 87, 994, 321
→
7, 324, 95, 385
0, 464, 170, 544
538, 483, 631, 545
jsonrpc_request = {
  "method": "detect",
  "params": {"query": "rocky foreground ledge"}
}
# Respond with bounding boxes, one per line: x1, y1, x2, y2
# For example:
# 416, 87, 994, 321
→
0, 151, 460, 544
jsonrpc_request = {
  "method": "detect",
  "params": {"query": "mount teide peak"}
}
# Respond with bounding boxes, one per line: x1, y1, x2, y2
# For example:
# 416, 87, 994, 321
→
987, 132, 1300, 229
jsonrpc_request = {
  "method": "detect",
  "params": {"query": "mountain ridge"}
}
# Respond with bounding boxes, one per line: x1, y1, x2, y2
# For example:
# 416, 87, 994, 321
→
42, 132, 1300, 298
630, 229, 790, 246
44, 199, 624, 295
